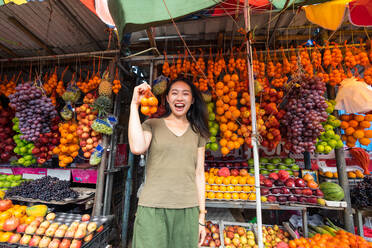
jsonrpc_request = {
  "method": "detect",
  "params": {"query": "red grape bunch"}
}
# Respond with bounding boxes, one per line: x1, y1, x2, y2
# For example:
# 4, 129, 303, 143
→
9, 82, 57, 142
282, 76, 328, 153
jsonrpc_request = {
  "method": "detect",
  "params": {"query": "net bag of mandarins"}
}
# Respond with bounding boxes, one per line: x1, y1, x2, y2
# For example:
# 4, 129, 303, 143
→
335, 77, 372, 113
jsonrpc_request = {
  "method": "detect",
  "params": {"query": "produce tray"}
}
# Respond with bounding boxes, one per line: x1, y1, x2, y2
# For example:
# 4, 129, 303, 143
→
7, 187, 95, 205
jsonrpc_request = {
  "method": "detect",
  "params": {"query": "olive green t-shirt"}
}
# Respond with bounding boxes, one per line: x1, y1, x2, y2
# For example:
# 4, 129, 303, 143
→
139, 118, 207, 208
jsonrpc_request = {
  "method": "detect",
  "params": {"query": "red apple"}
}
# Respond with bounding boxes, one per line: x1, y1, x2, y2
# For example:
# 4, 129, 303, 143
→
17, 223, 28, 233
269, 172, 279, 181
3, 216, 20, 231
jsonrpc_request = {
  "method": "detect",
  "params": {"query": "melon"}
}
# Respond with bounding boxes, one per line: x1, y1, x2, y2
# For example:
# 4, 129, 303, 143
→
319, 182, 345, 201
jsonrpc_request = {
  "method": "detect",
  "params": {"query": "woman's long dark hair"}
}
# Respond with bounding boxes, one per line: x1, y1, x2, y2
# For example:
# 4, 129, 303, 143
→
162, 77, 210, 139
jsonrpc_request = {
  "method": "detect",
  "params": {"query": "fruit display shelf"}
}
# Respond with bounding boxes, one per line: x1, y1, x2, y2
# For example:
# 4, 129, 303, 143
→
7, 187, 95, 205
221, 221, 257, 247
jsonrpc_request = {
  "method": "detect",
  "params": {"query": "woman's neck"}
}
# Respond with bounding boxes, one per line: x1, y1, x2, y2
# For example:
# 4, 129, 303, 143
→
165, 113, 188, 123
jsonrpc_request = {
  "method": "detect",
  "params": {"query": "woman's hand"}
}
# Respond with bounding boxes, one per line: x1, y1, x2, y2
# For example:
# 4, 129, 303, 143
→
198, 215, 206, 247
131, 82, 151, 106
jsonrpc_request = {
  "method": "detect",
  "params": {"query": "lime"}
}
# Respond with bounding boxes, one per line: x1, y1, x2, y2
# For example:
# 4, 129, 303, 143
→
208, 121, 213, 128
210, 143, 219, 151
209, 127, 218, 136
208, 113, 215, 121
212, 122, 219, 130
210, 136, 216, 143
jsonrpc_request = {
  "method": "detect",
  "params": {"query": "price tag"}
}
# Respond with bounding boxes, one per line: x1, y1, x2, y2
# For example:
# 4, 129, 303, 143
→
0, 168, 12, 174
47, 169, 71, 181
23, 173, 45, 180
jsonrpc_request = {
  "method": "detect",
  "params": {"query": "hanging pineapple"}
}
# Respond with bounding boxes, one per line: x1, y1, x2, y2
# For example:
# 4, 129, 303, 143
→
98, 71, 112, 98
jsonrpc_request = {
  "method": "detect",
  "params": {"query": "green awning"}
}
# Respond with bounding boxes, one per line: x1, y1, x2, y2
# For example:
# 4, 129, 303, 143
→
108, 0, 218, 41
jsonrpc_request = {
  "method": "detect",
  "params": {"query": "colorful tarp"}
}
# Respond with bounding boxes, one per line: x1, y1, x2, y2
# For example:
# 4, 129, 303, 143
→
348, 0, 372, 27
303, 0, 352, 30
0, 0, 27, 5
80, 0, 115, 27
107, 0, 218, 40
211, 0, 271, 16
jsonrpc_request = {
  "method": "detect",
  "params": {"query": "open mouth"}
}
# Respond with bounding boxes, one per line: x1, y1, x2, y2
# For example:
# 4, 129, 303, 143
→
174, 103, 185, 112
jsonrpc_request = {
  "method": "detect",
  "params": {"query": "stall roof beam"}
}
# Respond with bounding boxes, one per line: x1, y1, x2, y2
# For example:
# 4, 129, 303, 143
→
0, 42, 17, 57
145, 28, 160, 56
53, 0, 104, 51
8, 17, 54, 55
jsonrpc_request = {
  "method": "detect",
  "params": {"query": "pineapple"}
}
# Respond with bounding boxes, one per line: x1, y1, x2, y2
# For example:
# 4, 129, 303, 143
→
98, 72, 112, 97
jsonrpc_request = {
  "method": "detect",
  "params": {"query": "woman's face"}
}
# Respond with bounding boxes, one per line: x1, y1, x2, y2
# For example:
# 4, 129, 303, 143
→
166, 81, 194, 118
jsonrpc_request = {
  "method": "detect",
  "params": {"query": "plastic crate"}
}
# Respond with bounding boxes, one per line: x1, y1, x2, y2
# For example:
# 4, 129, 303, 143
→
82, 225, 111, 248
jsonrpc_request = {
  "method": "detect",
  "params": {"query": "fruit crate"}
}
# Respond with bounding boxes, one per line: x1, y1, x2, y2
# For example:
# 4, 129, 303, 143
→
221, 221, 257, 247
319, 175, 364, 188
251, 224, 293, 246
201, 220, 223, 248
82, 224, 111, 248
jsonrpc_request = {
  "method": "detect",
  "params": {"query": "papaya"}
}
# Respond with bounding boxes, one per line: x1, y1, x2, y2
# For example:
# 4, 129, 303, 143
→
319, 182, 345, 201
26, 205, 48, 217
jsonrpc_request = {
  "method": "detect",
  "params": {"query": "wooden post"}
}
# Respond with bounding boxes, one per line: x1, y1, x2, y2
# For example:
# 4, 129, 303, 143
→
327, 85, 355, 233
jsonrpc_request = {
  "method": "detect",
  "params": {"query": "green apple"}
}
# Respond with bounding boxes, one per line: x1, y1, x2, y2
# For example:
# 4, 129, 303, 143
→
210, 136, 216, 143
259, 158, 269, 163
0, 175, 6, 181
316, 144, 325, 153
271, 158, 281, 164
208, 113, 215, 121
207, 102, 214, 109
324, 125, 333, 132
324, 145, 332, 154
278, 165, 288, 170
3, 182, 11, 188
320, 141, 328, 146
325, 130, 335, 138
14, 175, 22, 181
248, 159, 254, 166
205, 143, 211, 150
6, 175, 15, 181
19, 147, 27, 154
24, 161, 32, 167
210, 143, 219, 151
249, 168, 255, 174
266, 164, 276, 170
209, 127, 218, 136
283, 158, 294, 165
328, 139, 337, 149
0, 182, 4, 188
336, 140, 344, 149
10, 182, 20, 187
291, 164, 300, 171
208, 121, 213, 128
287, 170, 294, 176
260, 169, 269, 175
212, 123, 219, 130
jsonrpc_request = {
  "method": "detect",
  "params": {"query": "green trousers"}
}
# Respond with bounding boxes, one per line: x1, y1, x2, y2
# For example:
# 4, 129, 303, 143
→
132, 206, 199, 248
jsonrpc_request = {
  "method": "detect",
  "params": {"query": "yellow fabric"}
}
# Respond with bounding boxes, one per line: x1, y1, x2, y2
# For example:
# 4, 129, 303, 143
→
4, 0, 27, 4
303, 0, 352, 31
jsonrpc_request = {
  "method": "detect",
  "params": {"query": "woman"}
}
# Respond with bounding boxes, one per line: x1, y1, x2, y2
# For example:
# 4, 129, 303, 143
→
129, 78, 210, 248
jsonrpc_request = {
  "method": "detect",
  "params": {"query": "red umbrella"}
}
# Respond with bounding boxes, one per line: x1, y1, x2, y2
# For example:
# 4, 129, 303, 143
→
348, 0, 372, 27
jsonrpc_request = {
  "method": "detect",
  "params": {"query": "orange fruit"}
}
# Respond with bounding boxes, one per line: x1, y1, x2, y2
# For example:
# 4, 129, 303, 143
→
221, 147, 229, 155
231, 74, 239, 81
222, 86, 229, 94
239, 177, 247, 184
211, 185, 219, 191
234, 141, 240, 149
219, 138, 228, 147
140, 106, 150, 115
364, 130, 372, 138
348, 172, 357, 178
227, 141, 235, 150
333, 172, 338, 178
247, 176, 255, 185
216, 89, 224, 97
232, 193, 239, 200
242, 186, 251, 192
359, 121, 371, 128
365, 114, 372, 121
359, 138, 371, 146
354, 115, 364, 122
227, 185, 235, 192
340, 114, 351, 121
341, 134, 347, 141
325, 171, 333, 178
348, 120, 358, 128
345, 127, 355, 135
289, 240, 297, 248
224, 111, 232, 120
231, 177, 239, 185
223, 192, 232, 200
347, 135, 357, 143
229, 91, 237, 99
227, 81, 235, 88
303, 174, 314, 182
215, 177, 223, 184
223, 177, 231, 185
140, 97, 149, 106
340, 121, 349, 129
234, 185, 242, 192
248, 193, 256, 201
223, 74, 231, 82
216, 81, 224, 89
207, 192, 215, 199
205, 184, 211, 191
148, 97, 158, 106
353, 130, 364, 139
219, 186, 227, 191
239, 193, 248, 200
207, 177, 215, 184
215, 192, 224, 199
232, 109, 240, 119
227, 122, 235, 131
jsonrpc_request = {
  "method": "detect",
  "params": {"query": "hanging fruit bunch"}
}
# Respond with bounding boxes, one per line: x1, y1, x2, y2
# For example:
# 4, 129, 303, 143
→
112, 68, 121, 94
162, 51, 170, 77
43, 67, 58, 95
340, 114, 372, 148
170, 58, 177, 80
289, 47, 298, 74
76, 93, 101, 159
52, 121, 79, 167
344, 41, 357, 69
299, 46, 313, 78
98, 70, 112, 98
56, 66, 69, 97
322, 42, 332, 69
0, 73, 18, 97
140, 90, 158, 116
271, 51, 287, 88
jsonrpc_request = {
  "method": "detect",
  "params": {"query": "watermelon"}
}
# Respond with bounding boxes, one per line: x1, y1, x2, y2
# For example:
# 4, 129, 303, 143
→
319, 182, 345, 201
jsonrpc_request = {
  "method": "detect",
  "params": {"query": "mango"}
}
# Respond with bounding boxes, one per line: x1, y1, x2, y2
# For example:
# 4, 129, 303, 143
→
26, 205, 48, 217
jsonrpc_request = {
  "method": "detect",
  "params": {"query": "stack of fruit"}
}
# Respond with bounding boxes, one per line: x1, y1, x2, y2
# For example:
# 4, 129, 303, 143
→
52, 122, 79, 167
316, 114, 343, 154
340, 114, 372, 147
320, 169, 364, 179
351, 176, 372, 208
0, 107, 16, 162
261, 225, 291, 248
289, 229, 371, 248
76, 93, 101, 159
255, 158, 300, 177
206, 99, 219, 152
259, 170, 324, 205
201, 221, 221, 247
12, 118, 36, 167
0, 174, 24, 192
205, 167, 257, 201
223, 224, 257, 248
31, 117, 60, 165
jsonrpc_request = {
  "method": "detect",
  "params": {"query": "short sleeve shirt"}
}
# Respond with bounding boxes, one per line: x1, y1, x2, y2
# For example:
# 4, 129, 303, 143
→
139, 118, 207, 208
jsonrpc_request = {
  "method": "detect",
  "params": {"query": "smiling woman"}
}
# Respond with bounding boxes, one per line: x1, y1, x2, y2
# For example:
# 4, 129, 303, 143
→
128, 78, 210, 248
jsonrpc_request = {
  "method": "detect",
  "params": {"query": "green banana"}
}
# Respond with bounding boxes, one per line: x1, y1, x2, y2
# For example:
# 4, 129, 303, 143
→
309, 225, 334, 236
326, 218, 346, 232
321, 225, 337, 236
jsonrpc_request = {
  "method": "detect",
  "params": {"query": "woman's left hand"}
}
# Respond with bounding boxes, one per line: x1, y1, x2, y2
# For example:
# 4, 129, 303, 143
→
198, 217, 206, 247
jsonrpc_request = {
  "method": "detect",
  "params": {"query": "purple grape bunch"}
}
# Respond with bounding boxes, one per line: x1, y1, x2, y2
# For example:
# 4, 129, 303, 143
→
281, 75, 328, 154
8, 82, 57, 142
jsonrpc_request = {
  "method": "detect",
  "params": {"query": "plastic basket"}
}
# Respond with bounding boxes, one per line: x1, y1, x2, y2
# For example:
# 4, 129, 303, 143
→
82, 225, 111, 248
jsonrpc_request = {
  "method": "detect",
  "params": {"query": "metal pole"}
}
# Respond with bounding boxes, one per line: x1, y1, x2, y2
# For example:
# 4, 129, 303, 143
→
327, 86, 354, 233
244, 2, 263, 248
121, 151, 134, 248
92, 135, 109, 216
304, 151, 311, 169
103, 59, 122, 215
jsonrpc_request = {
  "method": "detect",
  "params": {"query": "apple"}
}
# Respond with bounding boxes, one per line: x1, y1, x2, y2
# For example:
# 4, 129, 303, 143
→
284, 178, 295, 188
227, 231, 234, 239
260, 188, 270, 195
3, 216, 20, 231
96, 225, 104, 233
307, 197, 318, 204
288, 195, 298, 202
271, 188, 281, 194
269, 172, 279, 181
263, 179, 273, 187
39, 236, 51, 247
315, 189, 324, 197
267, 195, 277, 202
81, 214, 90, 222
8, 233, 21, 243
35, 227, 46, 235
241, 162, 248, 167
54, 228, 66, 238
281, 187, 291, 195
40, 221, 51, 229
295, 178, 306, 188
70, 239, 82, 248
59, 239, 70, 248
224, 237, 232, 245
277, 196, 288, 203
278, 170, 290, 181
239, 169, 248, 177
84, 233, 94, 242
274, 180, 284, 186
209, 240, 216, 247
25, 224, 38, 234
302, 188, 313, 196
231, 169, 239, 177
87, 222, 97, 232
215, 239, 221, 246
298, 197, 307, 203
